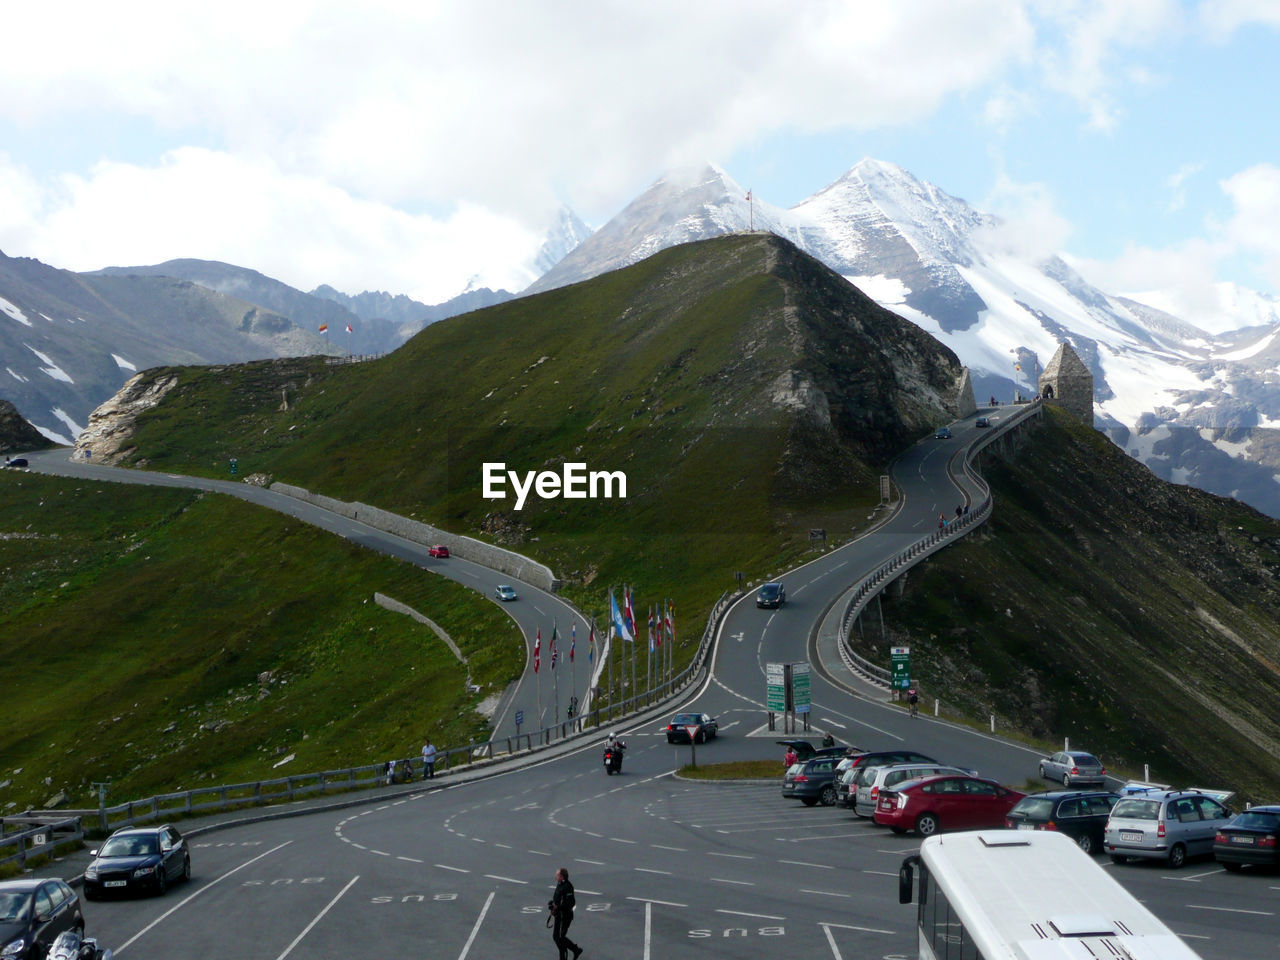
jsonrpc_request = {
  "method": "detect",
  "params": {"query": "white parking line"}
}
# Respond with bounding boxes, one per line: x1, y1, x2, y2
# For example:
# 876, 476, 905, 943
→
779, 859, 833, 869
712, 877, 754, 886
627, 896, 687, 907
802, 888, 852, 898
717, 909, 785, 920
115, 841, 293, 954
434, 863, 470, 873
483, 873, 527, 884
274, 875, 360, 960
457, 891, 495, 960
635, 867, 673, 875
1186, 904, 1274, 916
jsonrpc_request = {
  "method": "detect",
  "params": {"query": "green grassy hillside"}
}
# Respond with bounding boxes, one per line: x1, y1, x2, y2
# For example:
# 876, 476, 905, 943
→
103, 234, 964, 632
857, 407, 1280, 802
0, 470, 521, 812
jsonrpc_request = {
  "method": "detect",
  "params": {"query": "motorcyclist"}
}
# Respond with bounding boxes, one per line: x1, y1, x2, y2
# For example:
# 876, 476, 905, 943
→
605, 731, 626, 753
48, 930, 112, 960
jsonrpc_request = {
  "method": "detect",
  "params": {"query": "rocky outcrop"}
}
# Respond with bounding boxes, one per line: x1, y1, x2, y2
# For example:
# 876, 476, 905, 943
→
0, 399, 53, 453
74, 372, 180, 464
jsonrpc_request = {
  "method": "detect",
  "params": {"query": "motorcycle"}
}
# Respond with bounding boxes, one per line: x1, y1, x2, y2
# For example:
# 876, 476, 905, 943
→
603, 746, 623, 775
48, 931, 113, 960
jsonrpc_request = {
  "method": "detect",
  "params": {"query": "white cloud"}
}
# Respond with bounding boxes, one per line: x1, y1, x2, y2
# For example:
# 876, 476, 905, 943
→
973, 175, 1073, 264
1220, 163, 1280, 287
1198, 0, 1280, 38
1164, 162, 1204, 213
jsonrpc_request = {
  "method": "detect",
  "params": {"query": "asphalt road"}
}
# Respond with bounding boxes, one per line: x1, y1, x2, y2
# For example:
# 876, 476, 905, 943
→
19, 411, 1280, 958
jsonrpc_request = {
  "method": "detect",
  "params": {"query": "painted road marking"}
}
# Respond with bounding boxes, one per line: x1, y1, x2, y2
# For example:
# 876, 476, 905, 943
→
274, 875, 360, 960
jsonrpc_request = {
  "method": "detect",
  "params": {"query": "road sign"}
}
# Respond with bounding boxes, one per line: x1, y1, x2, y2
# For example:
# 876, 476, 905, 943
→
229, 457, 238, 476
766, 662, 786, 712
792, 661, 811, 714
880, 475, 891, 501
890, 646, 911, 689
515, 710, 524, 726
685, 725, 700, 740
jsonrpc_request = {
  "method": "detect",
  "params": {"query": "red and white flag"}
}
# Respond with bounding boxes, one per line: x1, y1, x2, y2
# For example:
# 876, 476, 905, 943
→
533, 629, 541, 673
345, 323, 353, 333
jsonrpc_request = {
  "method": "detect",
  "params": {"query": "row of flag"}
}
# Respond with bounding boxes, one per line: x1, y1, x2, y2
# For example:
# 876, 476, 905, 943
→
532, 620, 594, 673
317, 323, 354, 334
609, 586, 674, 652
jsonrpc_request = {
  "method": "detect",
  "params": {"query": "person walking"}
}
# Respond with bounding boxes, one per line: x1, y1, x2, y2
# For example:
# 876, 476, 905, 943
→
549, 866, 583, 959
783, 745, 798, 769
421, 739, 437, 780
907, 687, 919, 718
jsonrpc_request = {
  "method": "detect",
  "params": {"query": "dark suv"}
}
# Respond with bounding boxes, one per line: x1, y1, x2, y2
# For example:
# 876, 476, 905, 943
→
782, 755, 843, 806
1005, 791, 1118, 855
0, 878, 84, 959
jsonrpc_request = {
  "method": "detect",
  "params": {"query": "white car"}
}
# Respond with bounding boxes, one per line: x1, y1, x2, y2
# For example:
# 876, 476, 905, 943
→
494, 584, 518, 602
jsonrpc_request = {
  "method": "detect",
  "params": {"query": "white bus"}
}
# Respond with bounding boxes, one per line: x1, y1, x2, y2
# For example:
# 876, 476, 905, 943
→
897, 830, 1202, 959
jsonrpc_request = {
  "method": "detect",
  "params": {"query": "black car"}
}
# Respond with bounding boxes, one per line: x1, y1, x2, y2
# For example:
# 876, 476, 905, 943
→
1214, 805, 1280, 871
0, 878, 83, 959
782, 755, 844, 806
666, 712, 718, 744
3, 458, 28, 469
83, 824, 191, 898
1005, 790, 1118, 855
975, 417, 990, 428
756, 582, 785, 609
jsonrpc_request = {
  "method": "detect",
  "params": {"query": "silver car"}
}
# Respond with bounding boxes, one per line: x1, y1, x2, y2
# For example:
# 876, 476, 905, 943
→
854, 763, 972, 818
1039, 750, 1106, 787
1104, 788, 1232, 868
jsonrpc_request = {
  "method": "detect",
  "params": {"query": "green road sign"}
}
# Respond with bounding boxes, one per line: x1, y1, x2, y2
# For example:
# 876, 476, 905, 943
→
891, 645, 911, 689
766, 662, 786, 712
792, 661, 811, 714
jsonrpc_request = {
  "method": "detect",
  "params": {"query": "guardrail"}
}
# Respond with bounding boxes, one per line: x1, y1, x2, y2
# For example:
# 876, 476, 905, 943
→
837, 403, 1043, 688
21, 590, 741, 833
0, 817, 84, 870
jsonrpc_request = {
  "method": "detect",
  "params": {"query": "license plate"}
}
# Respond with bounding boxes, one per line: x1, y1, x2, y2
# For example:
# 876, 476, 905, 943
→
104, 880, 127, 888
1017, 823, 1035, 830
1231, 835, 1255, 844
1119, 831, 1142, 843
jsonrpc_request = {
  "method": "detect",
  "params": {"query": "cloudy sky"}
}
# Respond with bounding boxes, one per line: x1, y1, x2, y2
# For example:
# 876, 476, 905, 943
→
1, 1, 1278, 322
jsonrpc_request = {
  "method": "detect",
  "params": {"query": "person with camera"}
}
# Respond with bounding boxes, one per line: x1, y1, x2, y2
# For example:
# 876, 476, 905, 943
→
548, 866, 583, 959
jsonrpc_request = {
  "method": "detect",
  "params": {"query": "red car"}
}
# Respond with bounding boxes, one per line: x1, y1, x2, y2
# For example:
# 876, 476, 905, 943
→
428, 545, 450, 558
874, 774, 1024, 837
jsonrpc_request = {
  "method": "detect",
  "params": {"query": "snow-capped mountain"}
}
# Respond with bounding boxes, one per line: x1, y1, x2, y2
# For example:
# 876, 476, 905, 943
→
527, 158, 1280, 520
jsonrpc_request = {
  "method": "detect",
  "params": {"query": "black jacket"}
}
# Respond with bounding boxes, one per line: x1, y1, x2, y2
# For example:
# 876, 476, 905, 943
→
552, 878, 576, 915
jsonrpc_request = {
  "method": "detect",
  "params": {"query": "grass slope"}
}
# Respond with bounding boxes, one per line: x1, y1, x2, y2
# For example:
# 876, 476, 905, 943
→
110, 234, 962, 639
858, 407, 1280, 801
0, 471, 521, 812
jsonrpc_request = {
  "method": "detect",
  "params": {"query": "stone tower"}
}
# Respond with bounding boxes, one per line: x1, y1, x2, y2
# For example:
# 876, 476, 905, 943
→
1038, 342, 1093, 424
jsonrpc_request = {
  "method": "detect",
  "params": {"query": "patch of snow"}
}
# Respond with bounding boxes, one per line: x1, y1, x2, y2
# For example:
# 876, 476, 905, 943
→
6, 368, 28, 383
0, 296, 32, 327
51, 408, 83, 438
112, 353, 137, 372
39, 312, 55, 323
847, 274, 911, 304
25, 346, 74, 384
272, 753, 295, 769
1201, 427, 1252, 460
32, 422, 73, 445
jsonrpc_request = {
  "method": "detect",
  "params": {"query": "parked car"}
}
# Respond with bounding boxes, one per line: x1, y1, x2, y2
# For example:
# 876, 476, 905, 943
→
3, 457, 28, 469
756, 582, 785, 609
834, 749, 941, 806
428, 545, 450, 558
974, 416, 990, 428
933, 426, 952, 439
782, 754, 844, 806
1005, 790, 1119, 855
1213, 805, 1280, 872
666, 712, 718, 744
494, 584, 518, 601
83, 824, 191, 898
1104, 788, 1232, 868
854, 763, 973, 819
874, 774, 1025, 836
1038, 750, 1107, 787
0, 878, 83, 959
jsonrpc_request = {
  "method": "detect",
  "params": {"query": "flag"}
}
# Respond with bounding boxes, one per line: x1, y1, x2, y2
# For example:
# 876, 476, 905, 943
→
648, 606, 656, 653
588, 625, 595, 664
745, 189, 752, 202
318, 323, 329, 333
345, 323, 353, 333
570, 623, 576, 662
533, 629, 541, 673
610, 590, 633, 642
624, 586, 637, 639
667, 601, 675, 645
550, 623, 558, 669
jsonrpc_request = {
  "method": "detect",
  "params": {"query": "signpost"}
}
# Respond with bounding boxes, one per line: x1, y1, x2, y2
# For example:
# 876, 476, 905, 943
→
792, 661, 811, 714
515, 709, 524, 737
890, 646, 911, 691
766, 662, 786, 730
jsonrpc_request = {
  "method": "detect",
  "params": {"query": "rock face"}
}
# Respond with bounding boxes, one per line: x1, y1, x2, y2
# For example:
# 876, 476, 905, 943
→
0, 399, 53, 454
1039, 342, 1093, 424
956, 368, 977, 418
74, 372, 180, 464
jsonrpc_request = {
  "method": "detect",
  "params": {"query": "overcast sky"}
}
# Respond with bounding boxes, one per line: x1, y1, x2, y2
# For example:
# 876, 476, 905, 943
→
1, 1, 1278, 321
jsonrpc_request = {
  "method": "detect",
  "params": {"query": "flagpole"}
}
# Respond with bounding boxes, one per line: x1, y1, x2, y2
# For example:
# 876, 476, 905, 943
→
628, 585, 637, 711
553, 620, 561, 730
570, 622, 577, 731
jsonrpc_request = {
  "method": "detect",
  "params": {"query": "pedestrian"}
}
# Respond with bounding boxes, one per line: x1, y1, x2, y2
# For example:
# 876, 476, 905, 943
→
548, 866, 583, 959
962, 504, 969, 515
908, 687, 919, 718
955, 504, 963, 520
421, 739, 437, 780
783, 745, 798, 769
383, 759, 396, 784
821, 732, 835, 748
938, 513, 945, 530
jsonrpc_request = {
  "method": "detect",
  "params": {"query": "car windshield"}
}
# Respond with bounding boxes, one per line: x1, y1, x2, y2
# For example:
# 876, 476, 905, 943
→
759, 585, 781, 598
1111, 798, 1160, 820
856, 765, 882, 787
672, 714, 700, 724
1011, 797, 1056, 818
1071, 753, 1101, 765
0, 892, 31, 922
101, 834, 159, 857
1230, 811, 1280, 831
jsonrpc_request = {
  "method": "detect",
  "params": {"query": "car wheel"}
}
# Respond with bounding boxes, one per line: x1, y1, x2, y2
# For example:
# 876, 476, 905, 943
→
1168, 843, 1187, 869
820, 785, 837, 806
1062, 773, 1071, 787
156, 868, 168, 896
801, 797, 818, 807
696, 730, 705, 744
889, 826, 907, 835
1222, 860, 1242, 872
1038, 764, 1046, 779
915, 813, 940, 837
1076, 833, 1095, 855
183, 854, 192, 882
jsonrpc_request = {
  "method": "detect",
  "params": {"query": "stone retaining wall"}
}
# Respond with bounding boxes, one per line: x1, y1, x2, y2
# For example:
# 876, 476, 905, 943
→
271, 482, 559, 591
